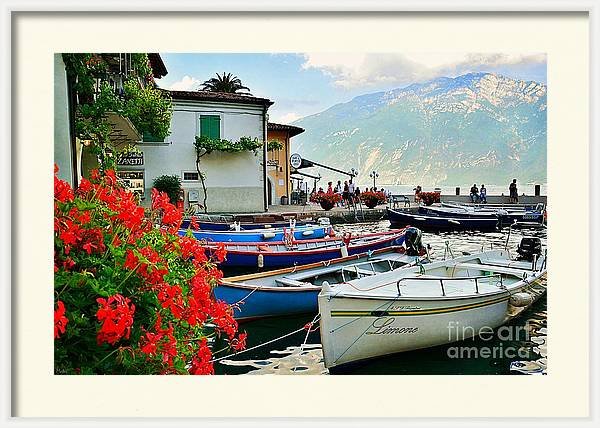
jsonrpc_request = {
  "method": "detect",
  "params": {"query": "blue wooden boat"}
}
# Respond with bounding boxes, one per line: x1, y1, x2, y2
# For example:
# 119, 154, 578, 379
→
207, 230, 407, 268
179, 224, 332, 243
387, 208, 498, 232
181, 218, 313, 231
216, 246, 423, 320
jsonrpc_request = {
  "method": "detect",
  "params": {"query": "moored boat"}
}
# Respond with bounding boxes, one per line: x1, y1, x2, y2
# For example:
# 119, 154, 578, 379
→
440, 202, 544, 225
206, 229, 407, 268
318, 238, 547, 370
179, 223, 332, 243
387, 207, 499, 232
216, 241, 427, 320
181, 217, 314, 231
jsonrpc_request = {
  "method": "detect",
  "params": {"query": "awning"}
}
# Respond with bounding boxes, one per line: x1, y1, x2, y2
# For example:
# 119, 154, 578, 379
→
104, 111, 142, 147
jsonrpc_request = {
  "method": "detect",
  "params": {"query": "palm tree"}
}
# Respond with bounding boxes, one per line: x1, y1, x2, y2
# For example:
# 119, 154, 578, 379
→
200, 72, 251, 95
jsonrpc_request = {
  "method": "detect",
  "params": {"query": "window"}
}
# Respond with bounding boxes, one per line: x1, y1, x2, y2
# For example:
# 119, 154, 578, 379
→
199, 115, 221, 139
182, 171, 199, 181
142, 131, 164, 142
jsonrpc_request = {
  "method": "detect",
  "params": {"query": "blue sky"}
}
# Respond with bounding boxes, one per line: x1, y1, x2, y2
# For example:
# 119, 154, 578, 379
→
157, 53, 547, 124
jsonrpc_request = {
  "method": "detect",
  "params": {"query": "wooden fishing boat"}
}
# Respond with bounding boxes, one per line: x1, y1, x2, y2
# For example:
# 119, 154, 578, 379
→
216, 246, 426, 320
387, 208, 499, 232
179, 223, 332, 243
318, 238, 547, 369
439, 203, 544, 225
206, 229, 407, 268
181, 217, 314, 231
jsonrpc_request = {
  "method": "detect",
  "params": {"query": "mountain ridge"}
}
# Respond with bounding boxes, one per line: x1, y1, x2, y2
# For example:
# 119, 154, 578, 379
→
291, 72, 547, 186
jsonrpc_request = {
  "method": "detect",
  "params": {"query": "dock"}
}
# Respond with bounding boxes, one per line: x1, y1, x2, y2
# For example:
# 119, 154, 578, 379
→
195, 194, 547, 225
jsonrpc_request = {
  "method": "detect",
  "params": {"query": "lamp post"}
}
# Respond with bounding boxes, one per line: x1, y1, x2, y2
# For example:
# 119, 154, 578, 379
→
369, 170, 379, 189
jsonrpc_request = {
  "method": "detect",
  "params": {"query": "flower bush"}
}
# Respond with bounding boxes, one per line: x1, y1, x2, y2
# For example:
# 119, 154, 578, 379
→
54, 165, 244, 375
359, 191, 387, 207
419, 191, 441, 206
309, 192, 342, 205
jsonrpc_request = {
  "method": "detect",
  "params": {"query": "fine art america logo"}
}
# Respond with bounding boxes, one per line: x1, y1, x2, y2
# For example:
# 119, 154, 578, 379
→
446, 321, 533, 359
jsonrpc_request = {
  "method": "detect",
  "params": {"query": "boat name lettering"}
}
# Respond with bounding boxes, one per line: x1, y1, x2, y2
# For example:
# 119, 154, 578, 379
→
389, 305, 421, 311
365, 317, 419, 335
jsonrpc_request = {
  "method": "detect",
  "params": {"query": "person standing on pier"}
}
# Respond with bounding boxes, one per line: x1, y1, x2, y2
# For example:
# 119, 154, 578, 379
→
509, 179, 518, 203
327, 181, 334, 194
334, 180, 342, 207
342, 180, 350, 207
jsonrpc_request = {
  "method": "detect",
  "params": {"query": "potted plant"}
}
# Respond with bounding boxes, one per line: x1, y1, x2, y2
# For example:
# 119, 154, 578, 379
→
310, 192, 342, 211
360, 190, 387, 209
419, 191, 441, 206
152, 174, 182, 204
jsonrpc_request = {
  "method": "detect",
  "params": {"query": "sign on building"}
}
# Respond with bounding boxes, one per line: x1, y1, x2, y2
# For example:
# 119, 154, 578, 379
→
117, 152, 144, 166
116, 170, 145, 199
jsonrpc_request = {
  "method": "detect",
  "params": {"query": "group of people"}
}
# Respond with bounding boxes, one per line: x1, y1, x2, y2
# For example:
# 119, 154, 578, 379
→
313, 179, 391, 208
469, 179, 519, 203
315, 179, 360, 207
469, 184, 488, 203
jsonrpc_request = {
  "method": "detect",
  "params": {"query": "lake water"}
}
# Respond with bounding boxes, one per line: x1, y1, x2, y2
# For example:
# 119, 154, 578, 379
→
216, 221, 547, 375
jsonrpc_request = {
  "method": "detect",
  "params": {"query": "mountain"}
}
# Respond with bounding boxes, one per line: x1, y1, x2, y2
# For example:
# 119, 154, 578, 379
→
291, 72, 547, 187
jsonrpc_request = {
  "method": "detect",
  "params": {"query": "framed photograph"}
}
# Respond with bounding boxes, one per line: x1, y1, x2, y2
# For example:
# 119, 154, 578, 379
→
3, 1, 597, 426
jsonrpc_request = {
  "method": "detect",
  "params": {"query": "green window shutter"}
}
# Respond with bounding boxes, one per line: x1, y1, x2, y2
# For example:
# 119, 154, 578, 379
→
200, 115, 221, 139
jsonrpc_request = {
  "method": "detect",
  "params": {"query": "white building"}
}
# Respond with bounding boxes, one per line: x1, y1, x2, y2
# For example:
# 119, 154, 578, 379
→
126, 90, 274, 213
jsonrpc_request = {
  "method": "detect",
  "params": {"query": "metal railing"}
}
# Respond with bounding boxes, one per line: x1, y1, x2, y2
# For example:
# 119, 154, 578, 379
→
395, 273, 504, 296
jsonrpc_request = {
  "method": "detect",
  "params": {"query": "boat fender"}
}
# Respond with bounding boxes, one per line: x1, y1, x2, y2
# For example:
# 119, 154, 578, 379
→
318, 217, 331, 226
302, 230, 314, 236
342, 232, 352, 247
263, 224, 272, 229
328, 227, 336, 238
341, 245, 349, 258
257, 254, 264, 268
262, 232, 276, 239
321, 280, 332, 293
510, 292, 533, 307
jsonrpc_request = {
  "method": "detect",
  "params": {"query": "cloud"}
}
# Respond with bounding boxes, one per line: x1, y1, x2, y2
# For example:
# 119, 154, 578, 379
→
274, 112, 302, 124
301, 53, 546, 88
168, 75, 202, 91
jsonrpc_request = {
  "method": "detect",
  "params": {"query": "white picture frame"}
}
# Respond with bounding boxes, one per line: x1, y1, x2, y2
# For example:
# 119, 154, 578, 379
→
2, 1, 598, 426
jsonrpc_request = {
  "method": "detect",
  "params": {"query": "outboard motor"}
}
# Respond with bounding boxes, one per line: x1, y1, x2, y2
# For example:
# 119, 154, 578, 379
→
404, 227, 424, 256
516, 237, 542, 261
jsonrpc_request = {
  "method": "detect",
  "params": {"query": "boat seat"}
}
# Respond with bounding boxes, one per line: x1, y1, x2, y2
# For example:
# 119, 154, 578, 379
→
257, 245, 274, 252
275, 278, 310, 287
343, 267, 376, 276
452, 263, 531, 277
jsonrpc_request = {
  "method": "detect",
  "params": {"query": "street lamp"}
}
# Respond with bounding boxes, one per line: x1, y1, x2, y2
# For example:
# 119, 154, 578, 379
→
350, 167, 358, 177
369, 170, 379, 189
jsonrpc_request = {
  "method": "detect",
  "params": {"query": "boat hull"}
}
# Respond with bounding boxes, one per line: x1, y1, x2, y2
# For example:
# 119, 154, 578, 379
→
387, 208, 498, 232
181, 219, 311, 231
219, 233, 404, 267
319, 275, 545, 369
181, 225, 330, 243
213, 285, 320, 321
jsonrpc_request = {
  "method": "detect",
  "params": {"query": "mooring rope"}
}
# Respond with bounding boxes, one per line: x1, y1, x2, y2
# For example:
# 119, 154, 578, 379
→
210, 317, 320, 364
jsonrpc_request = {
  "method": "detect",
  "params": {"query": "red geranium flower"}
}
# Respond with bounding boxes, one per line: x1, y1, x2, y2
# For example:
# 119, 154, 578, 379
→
96, 294, 136, 345
54, 301, 68, 339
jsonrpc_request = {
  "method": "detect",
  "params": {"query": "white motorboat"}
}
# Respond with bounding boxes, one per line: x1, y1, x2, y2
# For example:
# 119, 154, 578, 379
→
318, 238, 547, 369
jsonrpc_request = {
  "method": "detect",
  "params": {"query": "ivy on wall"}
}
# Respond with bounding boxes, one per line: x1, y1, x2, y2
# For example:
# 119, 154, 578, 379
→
62, 53, 173, 173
